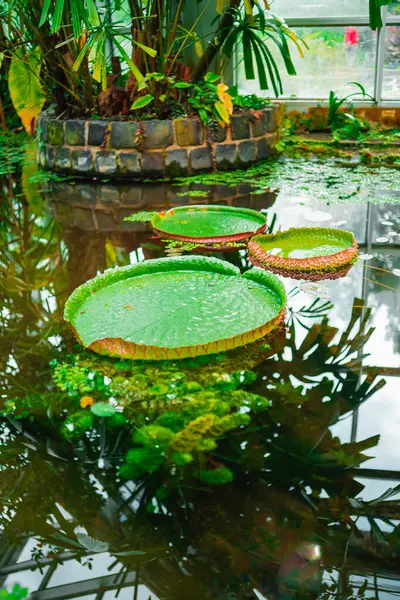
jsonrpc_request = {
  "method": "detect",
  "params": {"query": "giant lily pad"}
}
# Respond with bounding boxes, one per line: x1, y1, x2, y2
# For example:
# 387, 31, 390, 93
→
248, 227, 358, 281
151, 205, 267, 243
64, 256, 286, 360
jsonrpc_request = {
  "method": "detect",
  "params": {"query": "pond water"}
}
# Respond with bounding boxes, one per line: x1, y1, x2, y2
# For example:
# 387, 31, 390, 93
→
1, 152, 400, 599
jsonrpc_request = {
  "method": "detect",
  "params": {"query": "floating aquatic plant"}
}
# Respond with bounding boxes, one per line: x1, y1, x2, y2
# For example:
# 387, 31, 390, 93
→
150, 205, 267, 243
248, 227, 358, 280
64, 256, 286, 360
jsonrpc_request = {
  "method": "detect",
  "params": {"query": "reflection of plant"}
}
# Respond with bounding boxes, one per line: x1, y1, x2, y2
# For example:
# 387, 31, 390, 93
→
0, 587, 28, 600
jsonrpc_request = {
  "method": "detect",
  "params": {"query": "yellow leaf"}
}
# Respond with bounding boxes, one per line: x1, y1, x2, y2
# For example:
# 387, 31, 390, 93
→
217, 83, 233, 115
195, 39, 203, 57
9, 48, 46, 135
263, 0, 270, 8
244, 0, 253, 16
216, 0, 225, 14
80, 396, 95, 409
214, 100, 231, 126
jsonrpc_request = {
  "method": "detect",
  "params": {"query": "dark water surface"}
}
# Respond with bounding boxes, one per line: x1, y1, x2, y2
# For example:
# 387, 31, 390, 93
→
1, 156, 400, 599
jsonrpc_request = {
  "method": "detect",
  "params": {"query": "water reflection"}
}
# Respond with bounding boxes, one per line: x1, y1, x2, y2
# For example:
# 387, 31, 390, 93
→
1, 159, 400, 598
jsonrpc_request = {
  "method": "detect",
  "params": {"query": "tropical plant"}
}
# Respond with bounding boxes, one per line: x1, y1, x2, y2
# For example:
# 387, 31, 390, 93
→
328, 81, 375, 138
0, 0, 304, 129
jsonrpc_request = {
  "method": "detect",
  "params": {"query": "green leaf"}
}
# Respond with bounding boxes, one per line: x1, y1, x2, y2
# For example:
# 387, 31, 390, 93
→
85, 0, 100, 27
8, 48, 46, 135
172, 81, 193, 89
64, 255, 286, 361
51, 0, 66, 33
113, 38, 144, 83
39, 0, 52, 27
131, 94, 155, 110
76, 532, 109, 552
90, 402, 116, 417
204, 72, 220, 83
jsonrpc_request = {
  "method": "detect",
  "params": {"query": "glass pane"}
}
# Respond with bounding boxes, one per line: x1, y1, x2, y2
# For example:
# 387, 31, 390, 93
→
237, 26, 377, 99
270, 0, 369, 18
382, 26, 400, 99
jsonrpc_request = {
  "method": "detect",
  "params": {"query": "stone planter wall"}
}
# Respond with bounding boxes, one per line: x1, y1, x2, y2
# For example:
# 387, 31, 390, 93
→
37, 103, 283, 179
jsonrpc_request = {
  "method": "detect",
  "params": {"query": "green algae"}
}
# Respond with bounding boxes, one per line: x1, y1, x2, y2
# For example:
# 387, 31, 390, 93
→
176, 157, 400, 205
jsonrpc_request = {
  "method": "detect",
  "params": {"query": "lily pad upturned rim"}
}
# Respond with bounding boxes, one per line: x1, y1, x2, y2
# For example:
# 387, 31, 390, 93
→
151, 205, 267, 243
64, 256, 287, 361
248, 227, 358, 278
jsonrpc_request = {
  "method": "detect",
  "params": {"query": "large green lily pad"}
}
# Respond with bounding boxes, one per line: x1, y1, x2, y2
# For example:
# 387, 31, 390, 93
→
64, 256, 286, 360
248, 227, 358, 280
151, 205, 266, 243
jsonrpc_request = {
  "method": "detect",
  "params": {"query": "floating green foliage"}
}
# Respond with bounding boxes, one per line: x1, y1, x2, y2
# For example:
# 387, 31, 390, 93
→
176, 156, 400, 204
123, 211, 157, 222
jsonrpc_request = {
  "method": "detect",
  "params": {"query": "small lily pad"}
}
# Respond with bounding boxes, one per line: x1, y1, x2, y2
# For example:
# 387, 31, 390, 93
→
151, 205, 266, 243
90, 403, 116, 417
249, 227, 358, 281
64, 256, 286, 360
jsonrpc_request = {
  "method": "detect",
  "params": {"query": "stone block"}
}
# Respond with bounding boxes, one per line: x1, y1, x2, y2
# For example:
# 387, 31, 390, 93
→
175, 118, 203, 146
251, 113, 267, 137
88, 121, 108, 146
39, 117, 48, 142
189, 147, 212, 172
38, 147, 46, 167
98, 185, 120, 204
263, 107, 277, 132
65, 120, 86, 145
54, 147, 71, 171
141, 151, 164, 177
48, 120, 65, 146
95, 151, 117, 176
215, 144, 237, 171
238, 140, 257, 166
94, 211, 116, 231
143, 120, 173, 148
207, 124, 227, 143
120, 185, 143, 205
75, 184, 98, 204
46, 146, 55, 168
71, 149, 93, 174
165, 149, 188, 177
118, 152, 141, 176
230, 115, 251, 140
257, 136, 270, 160
72, 207, 95, 230
110, 122, 139, 148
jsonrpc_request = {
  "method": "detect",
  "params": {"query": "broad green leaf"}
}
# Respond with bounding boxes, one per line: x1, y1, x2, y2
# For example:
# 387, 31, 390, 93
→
131, 94, 155, 110
204, 72, 220, 83
9, 48, 45, 135
64, 255, 286, 360
76, 532, 109, 552
214, 100, 230, 125
90, 402, 116, 417
172, 81, 193, 89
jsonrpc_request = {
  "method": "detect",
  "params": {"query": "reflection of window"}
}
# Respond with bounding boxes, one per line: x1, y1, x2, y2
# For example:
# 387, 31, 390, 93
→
237, 3, 400, 102
383, 26, 400, 98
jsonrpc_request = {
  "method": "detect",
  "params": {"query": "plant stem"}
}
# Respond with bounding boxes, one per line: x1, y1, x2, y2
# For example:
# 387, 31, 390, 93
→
191, 0, 241, 80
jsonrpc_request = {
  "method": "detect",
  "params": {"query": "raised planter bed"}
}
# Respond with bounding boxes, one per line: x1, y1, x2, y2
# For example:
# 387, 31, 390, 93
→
37, 103, 283, 180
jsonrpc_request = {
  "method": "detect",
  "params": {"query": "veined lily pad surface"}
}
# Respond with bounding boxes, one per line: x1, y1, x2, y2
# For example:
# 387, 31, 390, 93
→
151, 205, 267, 243
64, 256, 286, 360
248, 227, 358, 281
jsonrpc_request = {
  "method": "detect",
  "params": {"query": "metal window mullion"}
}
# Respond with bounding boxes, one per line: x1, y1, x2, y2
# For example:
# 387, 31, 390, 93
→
374, 6, 388, 103
283, 16, 371, 27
